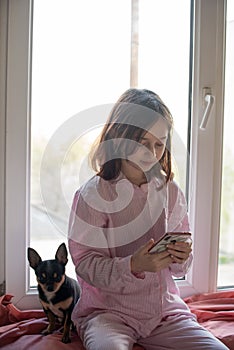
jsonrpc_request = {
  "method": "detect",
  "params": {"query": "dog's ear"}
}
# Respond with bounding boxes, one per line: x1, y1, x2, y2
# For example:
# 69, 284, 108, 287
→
28, 247, 42, 269
55, 243, 68, 266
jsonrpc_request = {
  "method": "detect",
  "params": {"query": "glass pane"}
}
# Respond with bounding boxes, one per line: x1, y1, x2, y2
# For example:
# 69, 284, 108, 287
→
30, 0, 131, 286
138, 0, 191, 193
218, 0, 234, 288
30, 0, 191, 286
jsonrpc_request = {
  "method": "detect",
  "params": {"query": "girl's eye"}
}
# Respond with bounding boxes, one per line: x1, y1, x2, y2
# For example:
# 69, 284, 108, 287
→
140, 142, 163, 149
139, 139, 149, 147
155, 143, 163, 148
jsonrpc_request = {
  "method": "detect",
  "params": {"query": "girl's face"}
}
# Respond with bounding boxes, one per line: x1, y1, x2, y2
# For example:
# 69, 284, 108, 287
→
121, 118, 168, 185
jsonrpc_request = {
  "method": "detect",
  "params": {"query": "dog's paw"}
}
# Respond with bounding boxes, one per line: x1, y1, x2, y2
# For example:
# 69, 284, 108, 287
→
61, 335, 71, 343
41, 327, 53, 336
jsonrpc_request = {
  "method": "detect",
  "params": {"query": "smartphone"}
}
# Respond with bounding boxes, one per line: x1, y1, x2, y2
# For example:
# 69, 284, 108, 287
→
149, 232, 192, 253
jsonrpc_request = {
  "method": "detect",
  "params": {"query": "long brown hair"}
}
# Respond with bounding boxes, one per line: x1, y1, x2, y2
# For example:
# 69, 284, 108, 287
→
90, 88, 174, 183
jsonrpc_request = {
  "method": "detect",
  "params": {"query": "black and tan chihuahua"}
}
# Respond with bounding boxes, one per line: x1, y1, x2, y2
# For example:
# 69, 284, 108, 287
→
28, 243, 80, 343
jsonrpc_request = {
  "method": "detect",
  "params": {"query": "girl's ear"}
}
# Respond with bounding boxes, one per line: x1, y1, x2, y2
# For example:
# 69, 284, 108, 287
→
55, 243, 68, 265
27, 247, 42, 270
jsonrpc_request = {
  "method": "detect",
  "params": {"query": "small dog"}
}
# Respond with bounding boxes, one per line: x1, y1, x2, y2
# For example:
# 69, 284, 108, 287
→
28, 243, 80, 343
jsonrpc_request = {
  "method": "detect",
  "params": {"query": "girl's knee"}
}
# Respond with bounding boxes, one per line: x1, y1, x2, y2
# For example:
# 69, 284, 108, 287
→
81, 313, 136, 350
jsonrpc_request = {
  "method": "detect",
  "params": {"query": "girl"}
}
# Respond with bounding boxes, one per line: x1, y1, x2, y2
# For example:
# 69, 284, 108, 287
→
68, 89, 228, 350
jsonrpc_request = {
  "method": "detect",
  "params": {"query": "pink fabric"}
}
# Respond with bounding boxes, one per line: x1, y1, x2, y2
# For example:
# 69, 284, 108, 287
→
0, 293, 233, 349
184, 291, 234, 350
0, 294, 143, 349
68, 175, 193, 337
0, 294, 47, 347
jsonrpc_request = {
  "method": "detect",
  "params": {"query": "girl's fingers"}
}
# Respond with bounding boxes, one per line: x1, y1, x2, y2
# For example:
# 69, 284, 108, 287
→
134, 239, 155, 257
167, 243, 191, 263
168, 249, 186, 259
157, 249, 172, 258
170, 255, 184, 263
141, 239, 155, 254
167, 242, 192, 253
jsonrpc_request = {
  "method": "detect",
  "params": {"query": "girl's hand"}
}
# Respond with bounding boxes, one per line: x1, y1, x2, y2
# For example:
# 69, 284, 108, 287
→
131, 239, 173, 274
166, 241, 192, 264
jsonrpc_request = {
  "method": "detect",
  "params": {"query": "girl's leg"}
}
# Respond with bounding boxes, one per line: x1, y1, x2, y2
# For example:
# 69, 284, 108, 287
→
79, 313, 137, 350
138, 315, 229, 350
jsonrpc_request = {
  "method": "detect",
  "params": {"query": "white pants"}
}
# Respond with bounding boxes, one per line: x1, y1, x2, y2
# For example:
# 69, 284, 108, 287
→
78, 313, 229, 350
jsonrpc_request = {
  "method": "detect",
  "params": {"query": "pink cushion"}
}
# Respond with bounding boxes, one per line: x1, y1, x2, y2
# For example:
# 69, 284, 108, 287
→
0, 332, 146, 350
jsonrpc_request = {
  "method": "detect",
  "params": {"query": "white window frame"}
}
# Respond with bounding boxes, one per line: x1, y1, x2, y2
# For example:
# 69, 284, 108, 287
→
4, 0, 36, 308
0, 0, 8, 296
186, 0, 226, 294
2, 0, 228, 309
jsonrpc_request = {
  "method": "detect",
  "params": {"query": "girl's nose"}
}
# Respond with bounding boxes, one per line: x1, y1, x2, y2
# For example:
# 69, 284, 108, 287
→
148, 146, 156, 157
152, 147, 157, 157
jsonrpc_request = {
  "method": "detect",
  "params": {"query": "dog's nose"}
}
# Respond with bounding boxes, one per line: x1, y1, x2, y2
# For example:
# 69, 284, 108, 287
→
47, 284, 54, 292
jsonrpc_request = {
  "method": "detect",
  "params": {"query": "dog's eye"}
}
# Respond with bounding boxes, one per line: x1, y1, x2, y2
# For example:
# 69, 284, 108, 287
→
42, 272, 47, 279
53, 273, 62, 282
37, 275, 46, 283
54, 274, 62, 282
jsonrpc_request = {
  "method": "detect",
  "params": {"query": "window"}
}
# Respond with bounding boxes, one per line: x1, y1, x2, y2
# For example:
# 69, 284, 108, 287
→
188, 0, 226, 293
3, 0, 230, 309
30, 0, 191, 286
30, 0, 131, 286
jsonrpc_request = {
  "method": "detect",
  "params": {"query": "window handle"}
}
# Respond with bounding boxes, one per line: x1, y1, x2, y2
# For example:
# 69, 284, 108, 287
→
200, 93, 215, 130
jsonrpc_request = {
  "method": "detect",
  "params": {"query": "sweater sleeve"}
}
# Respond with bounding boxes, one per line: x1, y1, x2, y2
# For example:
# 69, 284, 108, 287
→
169, 253, 193, 277
68, 190, 138, 291
68, 239, 138, 291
